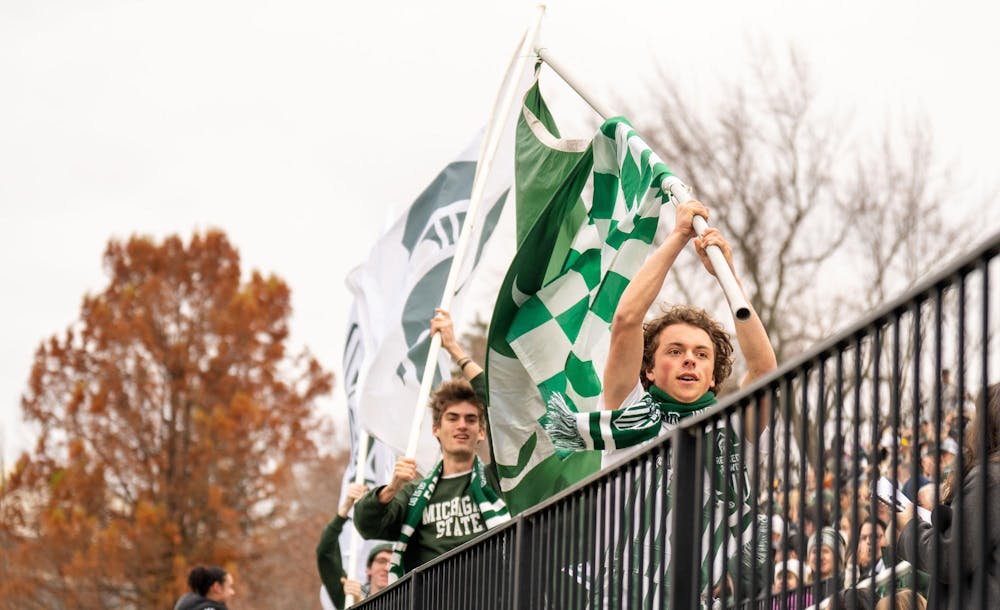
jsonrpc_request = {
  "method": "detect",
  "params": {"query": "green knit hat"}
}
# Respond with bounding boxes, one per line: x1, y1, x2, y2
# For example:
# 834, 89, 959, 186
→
366, 543, 393, 567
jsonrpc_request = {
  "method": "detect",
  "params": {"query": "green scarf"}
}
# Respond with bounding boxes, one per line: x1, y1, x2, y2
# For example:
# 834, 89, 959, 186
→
542, 385, 716, 451
387, 456, 509, 582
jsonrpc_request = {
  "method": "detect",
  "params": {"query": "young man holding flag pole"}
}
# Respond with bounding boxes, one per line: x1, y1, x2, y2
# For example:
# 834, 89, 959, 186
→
352, 309, 508, 581
480, 44, 776, 605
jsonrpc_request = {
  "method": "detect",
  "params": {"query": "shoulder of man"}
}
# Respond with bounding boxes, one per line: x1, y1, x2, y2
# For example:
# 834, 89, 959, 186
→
175, 595, 227, 610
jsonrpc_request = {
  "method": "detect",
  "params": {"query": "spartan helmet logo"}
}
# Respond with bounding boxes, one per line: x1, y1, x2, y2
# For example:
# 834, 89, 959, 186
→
394, 160, 507, 384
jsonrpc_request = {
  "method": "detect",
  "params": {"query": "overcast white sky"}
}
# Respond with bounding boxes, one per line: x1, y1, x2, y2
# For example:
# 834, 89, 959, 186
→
2, 0, 999, 466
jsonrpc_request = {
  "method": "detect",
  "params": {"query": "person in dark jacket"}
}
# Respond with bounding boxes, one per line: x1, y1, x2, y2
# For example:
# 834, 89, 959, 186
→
174, 565, 236, 610
316, 481, 392, 609
896, 382, 1000, 609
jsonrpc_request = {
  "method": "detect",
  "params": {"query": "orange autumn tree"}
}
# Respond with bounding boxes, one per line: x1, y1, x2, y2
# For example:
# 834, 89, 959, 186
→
0, 231, 332, 608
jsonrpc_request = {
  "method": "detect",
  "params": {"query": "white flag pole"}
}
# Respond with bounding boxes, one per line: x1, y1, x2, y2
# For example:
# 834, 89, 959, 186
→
404, 5, 548, 459
343, 431, 370, 608
534, 47, 752, 322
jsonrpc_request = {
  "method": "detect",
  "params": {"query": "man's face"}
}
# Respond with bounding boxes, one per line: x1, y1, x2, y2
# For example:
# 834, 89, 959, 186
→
433, 401, 485, 460
208, 574, 236, 604
367, 551, 392, 593
920, 453, 935, 476
645, 323, 716, 403
857, 522, 885, 567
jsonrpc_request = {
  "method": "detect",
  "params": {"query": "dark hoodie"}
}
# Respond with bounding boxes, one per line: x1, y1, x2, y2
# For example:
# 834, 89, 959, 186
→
174, 592, 228, 610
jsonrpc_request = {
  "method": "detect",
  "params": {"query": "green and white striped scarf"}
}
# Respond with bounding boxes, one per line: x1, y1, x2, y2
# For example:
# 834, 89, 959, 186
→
543, 385, 717, 451
388, 456, 510, 582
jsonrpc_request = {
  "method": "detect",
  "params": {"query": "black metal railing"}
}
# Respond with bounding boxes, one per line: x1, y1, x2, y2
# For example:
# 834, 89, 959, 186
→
356, 230, 998, 610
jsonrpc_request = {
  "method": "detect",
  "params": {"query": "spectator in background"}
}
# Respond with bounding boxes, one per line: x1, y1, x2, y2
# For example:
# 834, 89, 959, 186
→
316, 482, 392, 609
938, 436, 959, 478
897, 383, 1000, 609
873, 589, 927, 610
174, 566, 236, 610
846, 517, 888, 584
940, 368, 975, 414
902, 443, 933, 502
771, 559, 813, 608
806, 526, 846, 589
915, 484, 937, 512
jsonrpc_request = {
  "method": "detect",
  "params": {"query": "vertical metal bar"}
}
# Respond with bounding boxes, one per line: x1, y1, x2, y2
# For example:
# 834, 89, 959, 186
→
514, 515, 530, 610
892, 311, 903, 605
764, 383, 780, 610
597, 477, 608, 610
658, 443, 670, 607
932, 285, 944, 585
720, 411, 733, 610
977, 257, 990, 609
611, 468, 627, 608
952, 275, 967, 609
832, 348, 845, 610
848, 334, 864, 610
798, 368, 813, 609
735, 401, 749, 609
409, 570, 418, 610
908, 298, 924, 610
706, 418, 719, 604
668, 427, 699, 609
868, 324, 882, 594
781, 375, 794, 606
815, 358, 831, 597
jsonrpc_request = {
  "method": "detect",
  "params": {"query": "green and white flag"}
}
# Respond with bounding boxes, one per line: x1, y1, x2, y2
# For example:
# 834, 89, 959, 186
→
485, 80, 766, 605
485, 79, 673, 515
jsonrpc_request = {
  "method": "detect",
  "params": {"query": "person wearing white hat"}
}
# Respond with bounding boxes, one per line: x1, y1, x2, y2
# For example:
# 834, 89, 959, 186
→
772, 558, 812, 593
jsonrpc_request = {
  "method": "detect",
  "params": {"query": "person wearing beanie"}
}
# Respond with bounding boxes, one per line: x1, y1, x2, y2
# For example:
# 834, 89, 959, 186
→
806, 526, 846, 584
771, 559, 814, 609
773, 558, 812, 591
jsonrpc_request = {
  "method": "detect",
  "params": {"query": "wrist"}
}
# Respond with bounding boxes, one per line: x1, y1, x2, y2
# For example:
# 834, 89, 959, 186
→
667, 228, 693, 243
378, 484, 399, 503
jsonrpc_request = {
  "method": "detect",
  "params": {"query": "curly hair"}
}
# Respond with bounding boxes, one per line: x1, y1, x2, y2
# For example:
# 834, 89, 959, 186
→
430, 378, 486, 428
641, 304, 734, 390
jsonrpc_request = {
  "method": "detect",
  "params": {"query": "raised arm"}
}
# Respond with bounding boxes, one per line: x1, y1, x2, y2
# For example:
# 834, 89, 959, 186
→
694, 227, 777, 436
431, 308, 483, 380
316, 482, 369, 609
603, 200, 708, 411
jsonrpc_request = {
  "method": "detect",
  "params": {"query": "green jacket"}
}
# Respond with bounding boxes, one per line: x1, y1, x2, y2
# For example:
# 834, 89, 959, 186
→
316, 514, 349, 609
353, 372, 501, 572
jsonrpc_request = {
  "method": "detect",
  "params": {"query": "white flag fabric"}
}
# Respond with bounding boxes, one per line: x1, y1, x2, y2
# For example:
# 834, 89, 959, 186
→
347, 129, 517, 472
336, 303, 397, 580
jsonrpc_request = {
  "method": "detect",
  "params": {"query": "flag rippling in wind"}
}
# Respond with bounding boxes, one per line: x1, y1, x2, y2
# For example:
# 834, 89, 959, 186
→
485, 77, 762, 604
486, 78, 674, 514
347, 130, 512, 473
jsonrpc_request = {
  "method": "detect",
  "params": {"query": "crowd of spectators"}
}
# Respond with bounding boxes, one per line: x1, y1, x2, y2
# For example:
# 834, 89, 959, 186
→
751, 374, 996, 609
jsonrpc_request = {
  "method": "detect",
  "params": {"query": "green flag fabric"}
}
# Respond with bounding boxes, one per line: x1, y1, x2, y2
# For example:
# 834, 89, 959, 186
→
485, 80, 765, 605
485, 79, 673, 515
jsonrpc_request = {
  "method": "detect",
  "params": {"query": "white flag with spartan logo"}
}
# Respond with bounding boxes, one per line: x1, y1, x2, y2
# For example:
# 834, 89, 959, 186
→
348, 130, 513, 473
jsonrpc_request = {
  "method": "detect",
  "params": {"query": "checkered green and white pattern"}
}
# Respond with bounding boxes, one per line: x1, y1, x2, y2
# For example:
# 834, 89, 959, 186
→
486, 81, 767, 604
486, 80, 674, 515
